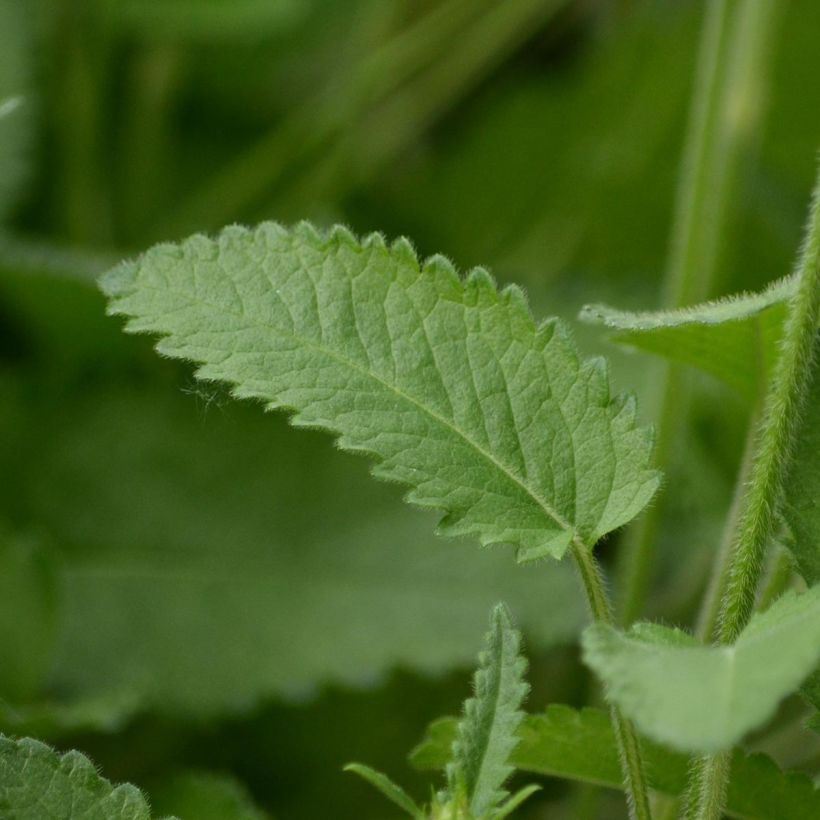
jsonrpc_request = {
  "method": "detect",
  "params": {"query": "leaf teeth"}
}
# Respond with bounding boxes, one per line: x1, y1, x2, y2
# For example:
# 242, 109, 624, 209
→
99, 221, 659, 561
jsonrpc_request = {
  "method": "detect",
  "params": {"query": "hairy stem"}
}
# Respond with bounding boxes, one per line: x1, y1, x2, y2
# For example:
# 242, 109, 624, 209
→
617, 0, 780, 625
572, 542, 652, 820
686, 173, 820, 820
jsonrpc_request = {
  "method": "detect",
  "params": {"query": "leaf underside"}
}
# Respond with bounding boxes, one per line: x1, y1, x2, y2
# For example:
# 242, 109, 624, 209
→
411, 705, 820, 820
582, 585, 820, 753
101, 222, 659, 563
0, 735, 159, 820
580, 276, 796, 398
447, 603, 528, 816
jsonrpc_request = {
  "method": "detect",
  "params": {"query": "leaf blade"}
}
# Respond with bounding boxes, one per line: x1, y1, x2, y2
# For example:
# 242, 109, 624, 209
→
447, 603, 528, 816
0, 735, 157, 820
101, 223, 658, 562
581, 585, 820, 753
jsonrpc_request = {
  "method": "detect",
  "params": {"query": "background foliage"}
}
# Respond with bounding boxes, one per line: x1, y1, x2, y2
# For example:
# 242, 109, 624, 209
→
3, 0, 820, 817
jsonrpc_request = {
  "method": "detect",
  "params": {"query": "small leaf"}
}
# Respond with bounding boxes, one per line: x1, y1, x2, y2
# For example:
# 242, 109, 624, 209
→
101, 222, 659, 563
344, 764, 422, 818
582, 585, 820, 752
447, 603, 528, 817
411, 705, 820, 820
0, 735, 160, 819
581, 276, 796, 398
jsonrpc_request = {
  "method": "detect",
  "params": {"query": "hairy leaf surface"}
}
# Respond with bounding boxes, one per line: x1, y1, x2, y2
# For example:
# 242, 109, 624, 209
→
411, 705, 820, 820
581, 277, 796, 398
102, 222, 659, 562
582, 586, 820, 752
447, 604, 528, 816
0, 736, 158, 819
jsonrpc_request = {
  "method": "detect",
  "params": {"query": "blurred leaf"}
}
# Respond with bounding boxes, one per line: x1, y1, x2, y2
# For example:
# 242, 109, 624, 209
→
582, 586, 820, 753
581, 276, 795, 399
0, 735, 158, 819
150, 771, 269, 820
446, 604, 528, 817
411, 705, 820, 820
0, 0, 31, 221
107, 0, 308, 41
29, 386, 583, 717
0, 534, 57, 702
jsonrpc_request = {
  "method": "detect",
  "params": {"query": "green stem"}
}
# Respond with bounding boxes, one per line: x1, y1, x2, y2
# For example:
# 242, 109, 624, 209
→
686, 172, 820, 820
616, 0, 780, 626
571, 542, 652, 820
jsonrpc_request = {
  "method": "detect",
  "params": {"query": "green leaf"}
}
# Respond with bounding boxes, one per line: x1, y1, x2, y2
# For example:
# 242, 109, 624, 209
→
491, 784, 541, 819
446, 604, 528, 817
580, 276, 796, 399
0, 0, 31, 221
0, 735, 159, 819
344, 764, 422, 819
101, 222, 659, 563
150, 771, 269, 820
5, 385, 584, 719
581, 585, 820, 753
411, 705, 820, 820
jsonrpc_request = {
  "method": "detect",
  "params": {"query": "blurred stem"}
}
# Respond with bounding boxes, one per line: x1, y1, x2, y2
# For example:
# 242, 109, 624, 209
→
616, 0, 780, 626
161, 0, 488, 236
755, 544, 795, 612
571, 542, 652, 820
686, 170, 820, 820
283, 0, 567, 212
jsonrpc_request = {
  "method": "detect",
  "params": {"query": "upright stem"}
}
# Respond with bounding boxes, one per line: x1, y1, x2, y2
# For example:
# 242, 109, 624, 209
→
617, 0, 780, 625
686, 172, 820, 820
572, 542, 652, 820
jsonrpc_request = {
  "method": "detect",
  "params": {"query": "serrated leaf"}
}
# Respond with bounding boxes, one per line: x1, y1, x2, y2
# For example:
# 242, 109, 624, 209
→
101, 222, 659, 563
411, 705, 820, 820
0, 735, 160, 820
150, 771, 269, 820
446, 604, 528, 816
343, 764, 422, 819
581, 585, 820, 753
580, 276, 797, 399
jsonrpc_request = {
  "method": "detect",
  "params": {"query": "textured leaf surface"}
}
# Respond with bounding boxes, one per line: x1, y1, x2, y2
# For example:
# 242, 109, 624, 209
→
411, 705, 820, 820
582, 585, 820, 752
447, 604, 528, 816
102, 222, 659, 562
581, 277, 796, 398
0, 736, 157, 820
5, 385, 584, 718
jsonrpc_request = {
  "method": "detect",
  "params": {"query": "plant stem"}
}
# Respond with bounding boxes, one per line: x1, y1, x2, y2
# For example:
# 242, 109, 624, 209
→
616, 0, 780, 626
571, 542, 652, 820
685, 172, 820, 820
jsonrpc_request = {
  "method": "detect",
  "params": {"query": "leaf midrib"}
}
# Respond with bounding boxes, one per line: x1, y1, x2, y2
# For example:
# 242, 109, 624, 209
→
121, 276, 583, 546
